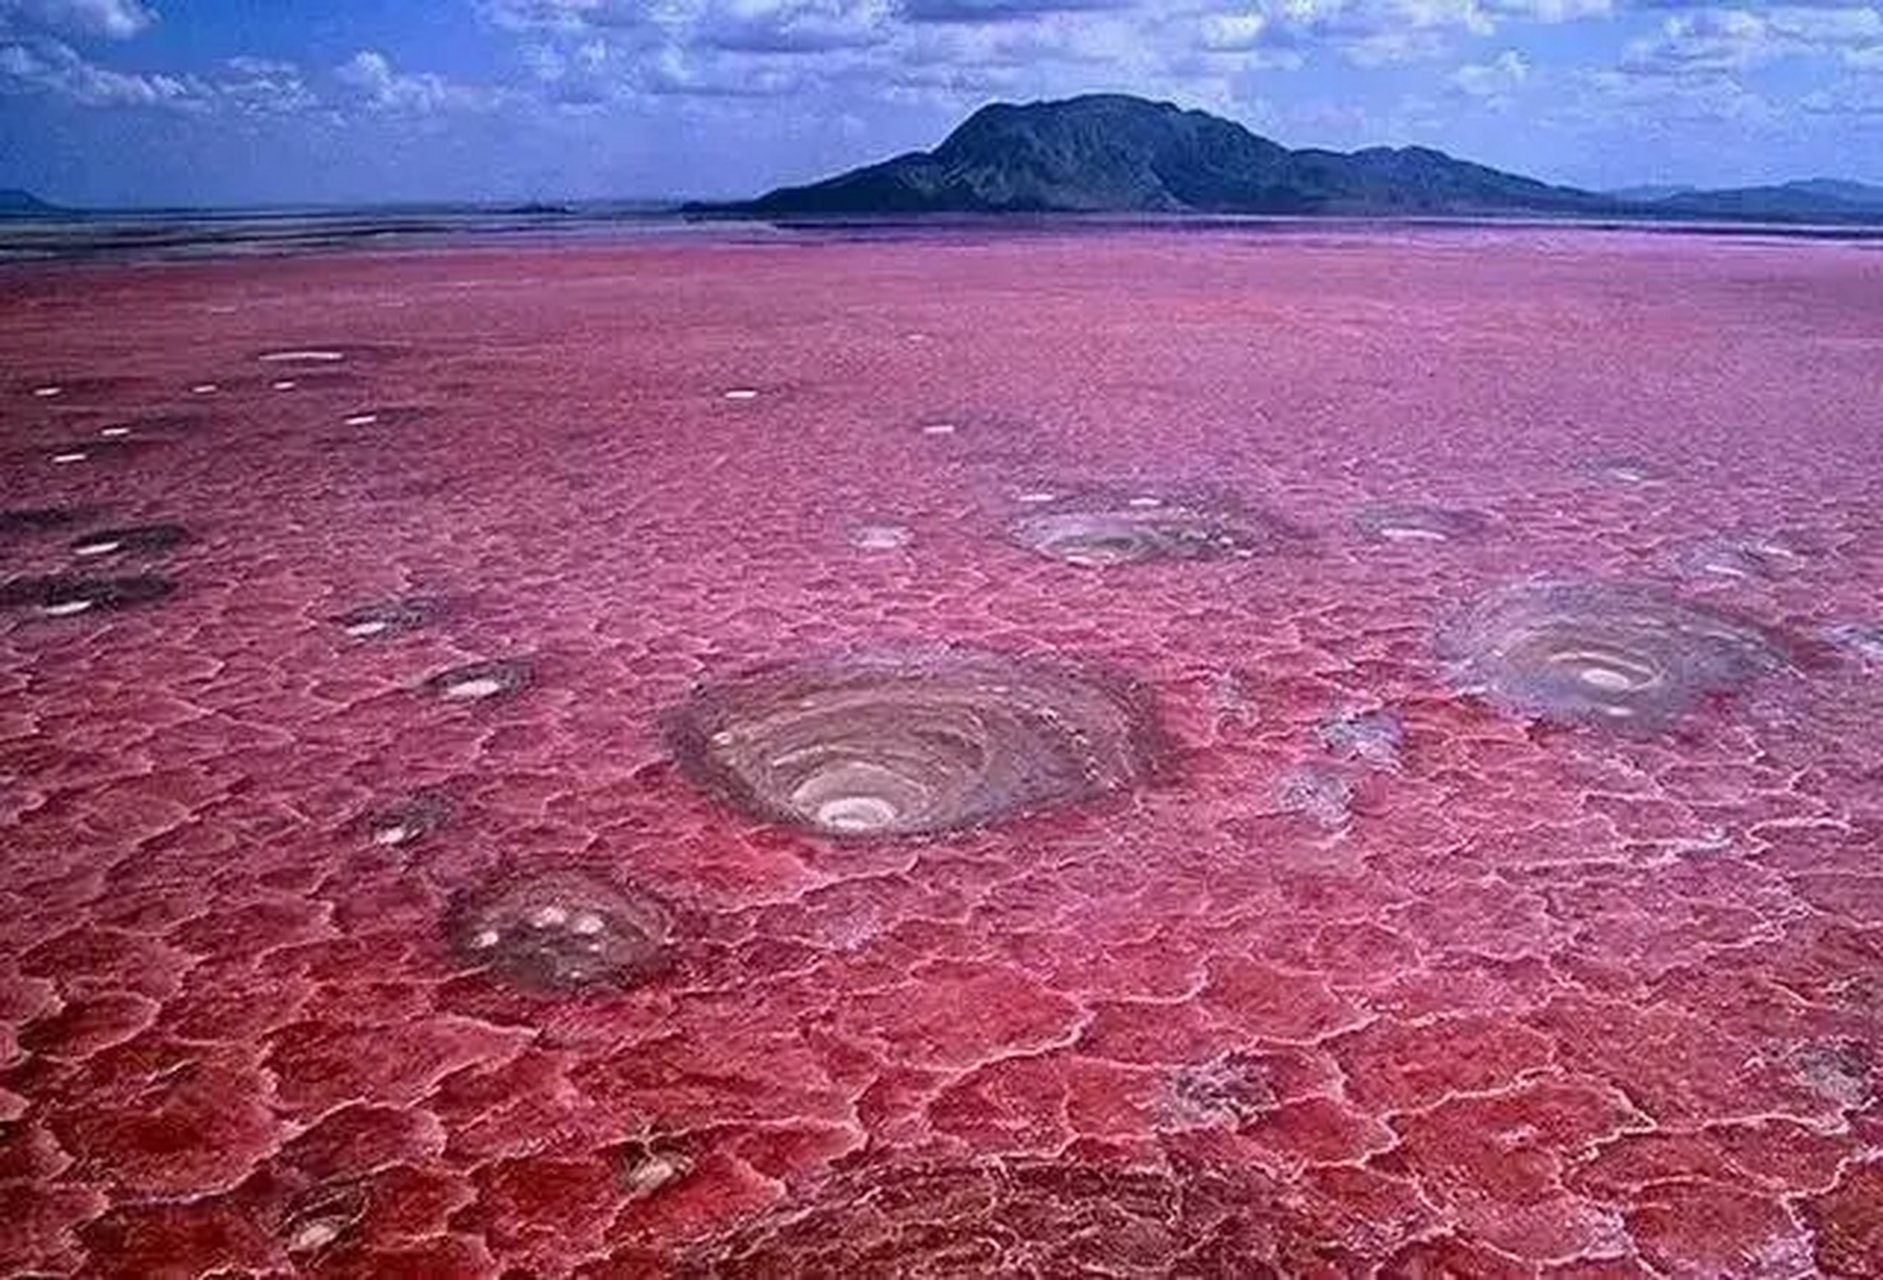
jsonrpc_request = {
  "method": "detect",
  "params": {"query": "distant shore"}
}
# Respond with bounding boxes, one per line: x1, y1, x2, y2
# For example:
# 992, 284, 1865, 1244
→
5, 206, 1883, 266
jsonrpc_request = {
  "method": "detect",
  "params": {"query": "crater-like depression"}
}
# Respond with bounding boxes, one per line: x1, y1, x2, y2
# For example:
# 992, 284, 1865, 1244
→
70, 523, 190, 559
446, 870, 671, 993
1005, 486, 1292, 567
421, 657, 531, 702
332, 596, 442, 640
1354, 503, 1489, 544
664, 647, 1165, 838
1438, 578, 1789, 730
0, 574, 176, 617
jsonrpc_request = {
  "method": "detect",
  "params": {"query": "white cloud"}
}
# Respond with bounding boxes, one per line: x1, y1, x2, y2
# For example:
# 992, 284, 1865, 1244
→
1619, 6, 1883, 79
0, 0, 155, 40
1452, 46, 1529, 98
1580, 63, 1774, 122
217, 55, 318, 117
1801, 77, 1883, 113
6, 0, 1881, 197
335, 48, 502, 113
696, 0, 892, 53
1179, 0, 1620, 68
0, 36, 196, 105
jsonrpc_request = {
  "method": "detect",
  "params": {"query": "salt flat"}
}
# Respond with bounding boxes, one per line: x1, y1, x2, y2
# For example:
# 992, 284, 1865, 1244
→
1, 228, 1879, 1276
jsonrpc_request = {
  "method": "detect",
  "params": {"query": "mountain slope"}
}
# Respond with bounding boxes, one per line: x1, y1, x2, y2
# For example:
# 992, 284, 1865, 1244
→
1651, 178, 1883, 219
696, 95, 1612, 217
0, 189, 62, 217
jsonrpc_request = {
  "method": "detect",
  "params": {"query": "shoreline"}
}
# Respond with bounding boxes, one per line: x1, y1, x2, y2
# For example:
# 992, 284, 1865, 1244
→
5, 208, 1883, 269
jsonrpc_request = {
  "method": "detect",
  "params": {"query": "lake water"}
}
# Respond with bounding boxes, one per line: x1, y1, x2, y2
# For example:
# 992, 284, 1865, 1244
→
2, 226, 1879, 1276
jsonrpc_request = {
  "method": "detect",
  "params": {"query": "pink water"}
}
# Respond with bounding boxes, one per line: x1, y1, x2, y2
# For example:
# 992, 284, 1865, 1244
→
2, 229, 1880, 1277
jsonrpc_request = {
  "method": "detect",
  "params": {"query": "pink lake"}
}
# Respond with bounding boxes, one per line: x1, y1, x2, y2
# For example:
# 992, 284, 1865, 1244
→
2, 227, 1880, 1277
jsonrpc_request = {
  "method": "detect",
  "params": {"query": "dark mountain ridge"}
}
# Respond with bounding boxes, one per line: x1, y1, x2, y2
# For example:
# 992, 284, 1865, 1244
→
692, 94, 1882, 225
1640, 177, 1883, 219
0, 188, 62, 217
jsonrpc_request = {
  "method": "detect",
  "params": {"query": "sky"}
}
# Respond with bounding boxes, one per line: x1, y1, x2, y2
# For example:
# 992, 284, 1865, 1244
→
1, 1, 1880, 207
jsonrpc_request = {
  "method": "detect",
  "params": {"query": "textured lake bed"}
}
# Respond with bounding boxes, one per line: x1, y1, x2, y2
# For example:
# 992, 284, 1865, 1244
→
2, 228, 1880, 1276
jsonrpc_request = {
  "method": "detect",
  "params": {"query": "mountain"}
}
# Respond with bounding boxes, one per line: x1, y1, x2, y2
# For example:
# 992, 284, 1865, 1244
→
692, 95, 1883, 225
1607, 184, 1698, 202
697, 95, 1610, 218
1778, 178, 1883, 206
0, 189, 63, 218
1645, 177, 1883, 219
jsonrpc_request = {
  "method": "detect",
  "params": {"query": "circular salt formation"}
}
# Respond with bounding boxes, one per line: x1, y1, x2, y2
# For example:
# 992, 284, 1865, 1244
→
445, 870, 671, 993
281, 1183, 365, 1258
69, 523, 189, 559
0, 574, 176, 616
422, 658, 531, 702
363, 791, 452, 848
332, 406, 428, 431
848, 522, 913, 551
249, 346, 387, 391
1438, 579, 1788, 731
1275, 766, 1355, 829
1354, 503, 1489, 544
665, 647, 1163, 839
13, 375, 132, 403
98, 414, 206, 439
43, 437, 156, 467
332, 597, 440, 640
1, 507, 84, 537
1673, 535, 1800, 583
1318, 707, 1406, 769
1825, 622, 1883, 664
1010, 507, 1268, 567
1580, 456, 1668, 486
258, 349, 348, 365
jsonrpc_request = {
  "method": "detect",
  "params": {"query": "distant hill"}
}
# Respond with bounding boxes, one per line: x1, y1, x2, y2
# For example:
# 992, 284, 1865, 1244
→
690, 95, 1883, 226
694, 95, 1611, 218
1642, 178, 1883, 219
0, 189, 62, 217
1607, 184, 1698, 203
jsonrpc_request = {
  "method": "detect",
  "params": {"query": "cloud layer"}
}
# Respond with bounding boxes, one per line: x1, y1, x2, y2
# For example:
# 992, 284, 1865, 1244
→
3, 1, 1880, 203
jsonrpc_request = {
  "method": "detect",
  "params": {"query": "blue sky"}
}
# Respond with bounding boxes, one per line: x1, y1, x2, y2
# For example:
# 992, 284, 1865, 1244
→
2, 1, 1879, 206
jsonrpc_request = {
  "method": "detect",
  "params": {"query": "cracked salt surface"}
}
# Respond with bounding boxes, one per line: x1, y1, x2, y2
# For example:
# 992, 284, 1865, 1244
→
3, 230, 1880, 1279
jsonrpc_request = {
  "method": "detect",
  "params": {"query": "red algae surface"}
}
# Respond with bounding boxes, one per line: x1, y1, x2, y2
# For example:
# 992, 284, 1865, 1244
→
2, 228, 1881, 1277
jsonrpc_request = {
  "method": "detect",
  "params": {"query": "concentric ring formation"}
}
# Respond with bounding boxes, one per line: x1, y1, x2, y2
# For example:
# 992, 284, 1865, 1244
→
1353, 503, 1489, 544
445, 870, 671, 993
70, 523, 190, 559
0, 507, 86, 537
1438, 578, 1788, 730
333, 596, 441, 640
421, 658, 531, 702
665, 647, 1165, 839
1006, 486, 1292, 567
0, 574, 176, 616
